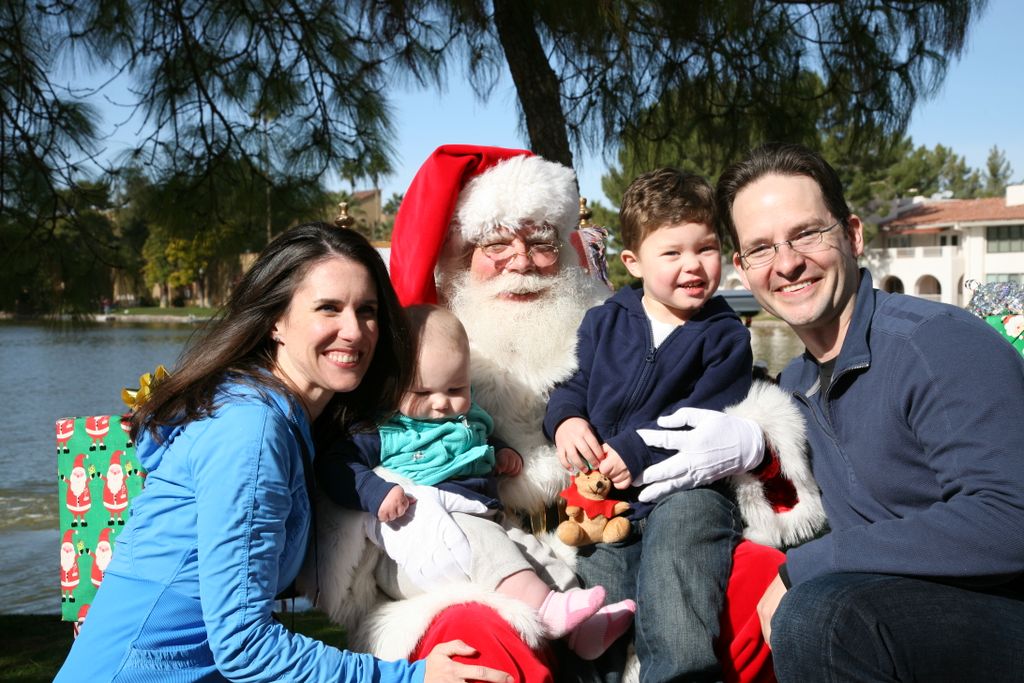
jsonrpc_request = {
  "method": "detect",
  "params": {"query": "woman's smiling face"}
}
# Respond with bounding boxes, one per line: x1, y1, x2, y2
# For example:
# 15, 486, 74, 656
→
271, 255, 380, 419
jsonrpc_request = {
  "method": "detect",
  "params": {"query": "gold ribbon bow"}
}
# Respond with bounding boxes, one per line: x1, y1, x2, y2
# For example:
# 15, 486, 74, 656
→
121, 365, 170, 411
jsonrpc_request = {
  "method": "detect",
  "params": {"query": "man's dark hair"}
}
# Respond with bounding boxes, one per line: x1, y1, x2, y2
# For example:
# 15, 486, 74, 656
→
716, 143, 851, 250
619, 168, 718, 253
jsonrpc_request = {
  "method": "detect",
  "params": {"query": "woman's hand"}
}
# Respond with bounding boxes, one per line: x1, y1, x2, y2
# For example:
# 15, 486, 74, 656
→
423, 640, 514, 682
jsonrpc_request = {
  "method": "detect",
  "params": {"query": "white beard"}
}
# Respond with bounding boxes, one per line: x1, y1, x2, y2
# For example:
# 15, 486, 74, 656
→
95, 542, 112, 571
446, 267, 603, 394
61, 545, 75, 571
445, 267, 605, 513
70, 470, 86, 497
106, 467, 124, 495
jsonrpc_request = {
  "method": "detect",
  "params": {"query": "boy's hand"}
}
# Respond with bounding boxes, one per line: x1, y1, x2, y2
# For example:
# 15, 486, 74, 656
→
598, 445, 632, 489
495, 447, 523, 476
378, 486, 413, 523
554, 417, 603, 473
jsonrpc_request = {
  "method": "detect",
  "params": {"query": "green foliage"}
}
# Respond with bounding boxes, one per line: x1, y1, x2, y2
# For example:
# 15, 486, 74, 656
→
128, 153, 331, 306
983, 146, 1014, 197
0, 0, 994, 311
0, 177, 125, 313
383, 193, 404, 216
601, 103, 1002, 252
492, 0, 982, 167
3, 0, 418, 312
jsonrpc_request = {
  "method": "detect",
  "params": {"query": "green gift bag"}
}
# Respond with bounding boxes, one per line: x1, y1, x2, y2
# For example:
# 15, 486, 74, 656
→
57, 415, 146, 624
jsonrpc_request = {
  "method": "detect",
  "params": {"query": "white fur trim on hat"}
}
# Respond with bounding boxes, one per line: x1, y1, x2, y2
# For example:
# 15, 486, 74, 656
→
726, 381, 827, 549
453, 155, 579, 243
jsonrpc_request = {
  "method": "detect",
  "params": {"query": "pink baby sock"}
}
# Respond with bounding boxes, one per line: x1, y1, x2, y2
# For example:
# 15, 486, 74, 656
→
567, 598, 637, 661
538, 586, 607, 638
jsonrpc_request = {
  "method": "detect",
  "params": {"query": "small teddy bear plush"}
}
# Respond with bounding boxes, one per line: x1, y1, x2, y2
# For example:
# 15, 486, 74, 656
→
556, 470, 631, 546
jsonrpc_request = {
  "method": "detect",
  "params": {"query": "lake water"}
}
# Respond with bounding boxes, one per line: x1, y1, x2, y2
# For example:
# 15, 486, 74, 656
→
1, 321, 197, 614
0, 318, 803, 615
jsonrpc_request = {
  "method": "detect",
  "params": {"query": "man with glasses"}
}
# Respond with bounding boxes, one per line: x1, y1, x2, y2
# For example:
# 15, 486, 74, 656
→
717, 142, 1024, 681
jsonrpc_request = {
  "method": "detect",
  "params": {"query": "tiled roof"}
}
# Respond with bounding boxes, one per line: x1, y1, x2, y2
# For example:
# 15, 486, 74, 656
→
883, 198, 1024, 228
351, 189, 380, 202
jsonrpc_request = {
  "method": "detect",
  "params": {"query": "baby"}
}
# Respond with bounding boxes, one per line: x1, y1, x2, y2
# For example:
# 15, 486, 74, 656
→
319, 304, 635, 659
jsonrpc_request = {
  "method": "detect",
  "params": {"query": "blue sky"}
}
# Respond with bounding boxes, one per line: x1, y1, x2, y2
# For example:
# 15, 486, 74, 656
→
379, 0, 1024, 207
70, 0, 1022, 208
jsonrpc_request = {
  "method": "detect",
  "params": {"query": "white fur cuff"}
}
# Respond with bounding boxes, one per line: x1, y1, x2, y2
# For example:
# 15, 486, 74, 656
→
726, 381, 827, 548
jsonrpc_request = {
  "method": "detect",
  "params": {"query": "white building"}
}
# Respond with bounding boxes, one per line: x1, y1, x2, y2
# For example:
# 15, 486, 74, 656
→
863, 185, 1024, 307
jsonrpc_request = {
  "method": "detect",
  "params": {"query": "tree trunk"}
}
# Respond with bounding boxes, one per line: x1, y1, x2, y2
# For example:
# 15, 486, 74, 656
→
492, 0, 574, 170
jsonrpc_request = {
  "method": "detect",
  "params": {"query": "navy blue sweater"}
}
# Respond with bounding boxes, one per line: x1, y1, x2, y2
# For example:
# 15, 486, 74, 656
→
544, 284, 752, 516
781, 270, 1024, 590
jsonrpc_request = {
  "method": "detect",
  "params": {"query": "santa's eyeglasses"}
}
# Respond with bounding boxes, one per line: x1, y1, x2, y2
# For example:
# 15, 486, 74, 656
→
477, 239, 561, 268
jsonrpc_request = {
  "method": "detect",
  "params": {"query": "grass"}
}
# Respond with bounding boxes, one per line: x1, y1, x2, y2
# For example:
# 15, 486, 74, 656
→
0, 611, 346, 682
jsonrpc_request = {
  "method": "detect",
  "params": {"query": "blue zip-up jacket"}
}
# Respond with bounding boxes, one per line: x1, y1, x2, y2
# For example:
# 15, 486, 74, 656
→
781, 270, 1024, 589
56, 381, 425, 683
319, 405, 504, 516
543, 284, 752, 516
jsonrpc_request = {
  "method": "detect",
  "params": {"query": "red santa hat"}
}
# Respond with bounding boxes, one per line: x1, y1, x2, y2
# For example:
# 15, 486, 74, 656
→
109, 450, 123, 467
63, 529, 75, 546
97, 528, 113, 546
73, 454, 86, 471
389, 144, 580, 306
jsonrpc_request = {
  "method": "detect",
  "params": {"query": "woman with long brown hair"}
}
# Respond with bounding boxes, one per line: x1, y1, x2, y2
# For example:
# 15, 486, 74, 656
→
56, 222, 512, 683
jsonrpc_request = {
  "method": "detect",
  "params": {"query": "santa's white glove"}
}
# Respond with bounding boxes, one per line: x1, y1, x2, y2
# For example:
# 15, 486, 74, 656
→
634, 407, 765, 503
364, 485, 477, 591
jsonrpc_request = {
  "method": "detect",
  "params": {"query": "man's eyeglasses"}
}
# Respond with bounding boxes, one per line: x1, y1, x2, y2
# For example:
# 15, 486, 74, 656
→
739, 221, 843, 269
478, 240, 561, 268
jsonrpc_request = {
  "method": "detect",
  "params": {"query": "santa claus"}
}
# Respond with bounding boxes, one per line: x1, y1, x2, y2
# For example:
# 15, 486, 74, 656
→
120, 416, 134, 448
85, 415, 110, 452
90, 527, 114, 588
64, 453, 92, 527
56, 418, 74, 454
102, 450, 130, 525
60, 529, 81, 602
73, 603, 91, 637
305, 145, 824, 683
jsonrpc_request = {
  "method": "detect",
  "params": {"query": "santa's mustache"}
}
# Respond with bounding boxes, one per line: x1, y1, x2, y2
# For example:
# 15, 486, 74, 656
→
466, 272, 553, 299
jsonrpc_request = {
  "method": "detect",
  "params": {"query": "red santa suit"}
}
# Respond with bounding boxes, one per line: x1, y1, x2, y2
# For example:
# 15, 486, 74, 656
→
85, 415, 110, 450
60, 530, 81, 599
56, 418, 74, 453
65, 453, 92, 523
102, 450, 130, 521
90, 528, 114, 588
120, 417, 133, 446
303, 145, 825, 683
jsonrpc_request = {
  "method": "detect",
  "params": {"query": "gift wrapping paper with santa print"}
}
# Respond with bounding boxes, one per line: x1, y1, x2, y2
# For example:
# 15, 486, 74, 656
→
56, 415, 146, 622
986, 314, 1024, 356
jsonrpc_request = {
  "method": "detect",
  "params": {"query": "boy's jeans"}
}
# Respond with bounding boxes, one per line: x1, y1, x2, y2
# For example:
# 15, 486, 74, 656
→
772, 572, 1024, 682
574, 485, 742, 683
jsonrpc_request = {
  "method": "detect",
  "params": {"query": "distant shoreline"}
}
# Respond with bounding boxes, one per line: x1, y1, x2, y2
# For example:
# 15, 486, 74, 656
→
0, 312, 213, 325
2, 311, 789, 327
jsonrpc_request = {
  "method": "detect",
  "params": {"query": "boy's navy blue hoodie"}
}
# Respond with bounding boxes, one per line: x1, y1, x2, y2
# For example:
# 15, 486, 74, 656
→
543, 284, 752, 518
